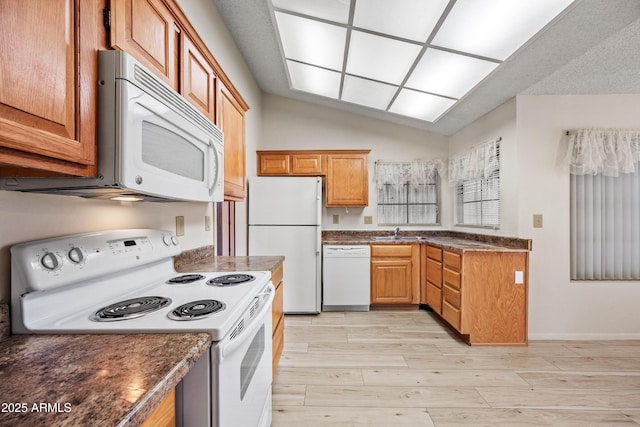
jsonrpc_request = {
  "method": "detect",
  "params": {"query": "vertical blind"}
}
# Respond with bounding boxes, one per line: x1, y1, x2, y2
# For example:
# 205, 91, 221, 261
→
568, 129, 640, 280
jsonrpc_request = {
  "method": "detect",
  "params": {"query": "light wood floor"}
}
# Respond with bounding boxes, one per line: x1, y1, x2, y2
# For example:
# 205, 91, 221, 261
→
272, 310, 640, 426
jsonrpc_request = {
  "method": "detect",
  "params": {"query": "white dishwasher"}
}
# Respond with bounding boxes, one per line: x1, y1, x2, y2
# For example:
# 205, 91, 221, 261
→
322, 245, 371, 311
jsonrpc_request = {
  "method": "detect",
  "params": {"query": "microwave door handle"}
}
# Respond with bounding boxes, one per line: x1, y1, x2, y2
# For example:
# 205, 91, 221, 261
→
208, 143, 216, 196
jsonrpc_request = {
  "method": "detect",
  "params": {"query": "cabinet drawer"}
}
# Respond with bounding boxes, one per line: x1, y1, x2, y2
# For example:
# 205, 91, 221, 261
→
425, 282, 442, 313
426, 245, 442, 261
371, 244, 413, 257
443, 250, 461, 271
425, 258, 442, 287
442, 300, 461, 331
442, 284, 461, 309
443, 267, 461, 290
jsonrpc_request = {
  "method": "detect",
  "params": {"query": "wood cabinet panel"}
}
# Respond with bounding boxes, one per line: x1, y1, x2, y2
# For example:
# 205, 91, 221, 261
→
111, 0, 179, 89
371, 244, 414, 258
426, 258, 442, 286
443, 284, 461, 309
272, 315, 284, 376
443, 267, 461, 290
426, 245, 442, 262
326, 153, 368, 207
140, 388, 175, 427
442, 300, 461, 330
371, 259, 413, 304
258, 153, 291, 175
181, 34, 216, 122
271, 262, 284, 376
218, 82, 246, 200
0, 0, 99, 176
291, 153, 324, 175
443, 250, 461, 271
425, 282, 442, 313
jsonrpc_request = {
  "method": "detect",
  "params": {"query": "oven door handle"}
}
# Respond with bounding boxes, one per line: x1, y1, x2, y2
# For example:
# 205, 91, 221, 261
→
219, 283, 275, 360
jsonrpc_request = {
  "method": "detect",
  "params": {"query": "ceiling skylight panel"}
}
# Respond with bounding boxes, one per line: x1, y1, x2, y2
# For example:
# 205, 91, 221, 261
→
389, 89, 456, 122
432, 0, 575, 60
272, 0, 351, 24
287, 60, 341, 99
346, 31, 422, 85
341, 75, 398, 110
275, 11, 346, 70
406, 49, 499, 99
353, 0, 449, 42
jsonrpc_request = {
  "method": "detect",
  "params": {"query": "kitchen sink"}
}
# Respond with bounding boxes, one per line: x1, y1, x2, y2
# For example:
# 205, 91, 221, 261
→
372, 236, 424, 241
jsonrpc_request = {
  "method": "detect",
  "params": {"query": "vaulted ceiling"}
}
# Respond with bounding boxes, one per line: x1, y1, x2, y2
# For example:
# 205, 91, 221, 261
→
213, 0, 640, 135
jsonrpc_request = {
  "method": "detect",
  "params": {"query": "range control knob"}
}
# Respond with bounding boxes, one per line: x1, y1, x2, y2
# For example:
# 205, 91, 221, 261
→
162, 235, 172, 246
68, 247, 84, 264
40, 252, 60, 271
171, 236, 179, 246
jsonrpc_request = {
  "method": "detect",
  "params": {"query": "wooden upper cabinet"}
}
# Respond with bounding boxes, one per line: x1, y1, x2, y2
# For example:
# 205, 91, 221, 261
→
259, 153, 291, 175
0, 0, 100, 176
110, 0, 180, 89
326, 152, 369, 207
291, 153, 324, 175
181, 34, 217, 123
218, 82, 247, 200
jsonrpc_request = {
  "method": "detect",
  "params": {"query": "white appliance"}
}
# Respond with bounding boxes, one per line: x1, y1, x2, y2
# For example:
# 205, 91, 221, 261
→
248, 176, 322, 313
0, 50, 224, 203
322, 245, 371, 311
10, 229, 272, 427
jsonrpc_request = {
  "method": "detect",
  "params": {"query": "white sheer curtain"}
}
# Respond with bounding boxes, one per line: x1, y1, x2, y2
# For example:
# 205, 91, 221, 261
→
375, 160, 444, 225
448, 138, 500, 186
568, 129, 640, 280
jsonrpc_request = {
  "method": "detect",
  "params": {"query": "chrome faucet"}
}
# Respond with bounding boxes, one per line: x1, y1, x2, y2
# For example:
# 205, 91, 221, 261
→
393, 227, 400, 239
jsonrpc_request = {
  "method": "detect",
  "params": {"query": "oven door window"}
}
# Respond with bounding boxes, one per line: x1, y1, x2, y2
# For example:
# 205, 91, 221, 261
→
240, 324, 265, 400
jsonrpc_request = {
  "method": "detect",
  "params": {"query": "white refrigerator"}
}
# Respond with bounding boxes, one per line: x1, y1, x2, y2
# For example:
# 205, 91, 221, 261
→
248, 176, 322, 313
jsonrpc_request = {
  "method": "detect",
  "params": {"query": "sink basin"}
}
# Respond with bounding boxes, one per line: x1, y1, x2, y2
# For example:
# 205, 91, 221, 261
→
372, 236, 423, 241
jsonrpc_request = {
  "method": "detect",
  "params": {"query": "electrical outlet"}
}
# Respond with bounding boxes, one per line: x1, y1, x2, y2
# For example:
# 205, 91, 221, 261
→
176, 216, 185, 236
515, 271, 524, 284
533, 214, 543, 228
333, 214, 339, 224
364, 216, 373, 224
204, 215, 212, 231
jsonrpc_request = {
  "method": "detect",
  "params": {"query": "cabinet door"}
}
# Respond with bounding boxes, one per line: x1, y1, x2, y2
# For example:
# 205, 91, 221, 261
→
371, 259, 413, 304
218, 82, 246, 200
326, 153, 368, 207
0, 0, 98, 176
181, 33, 216, 123
110, 0, 179, 89
291, 153, 324, 175
258, 153, 291, 175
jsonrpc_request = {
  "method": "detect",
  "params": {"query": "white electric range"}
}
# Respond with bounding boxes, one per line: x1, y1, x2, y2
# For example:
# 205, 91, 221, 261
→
10, 229, 274, 427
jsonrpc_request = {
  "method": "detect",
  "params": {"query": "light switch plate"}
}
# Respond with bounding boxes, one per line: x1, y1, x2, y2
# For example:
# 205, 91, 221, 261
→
533, 214, 543, 228
176, 216, 185, 236
364, 216, 373, 224
515, 271, 524, 284
204, 215, 212, 231
333, 214, 339, 224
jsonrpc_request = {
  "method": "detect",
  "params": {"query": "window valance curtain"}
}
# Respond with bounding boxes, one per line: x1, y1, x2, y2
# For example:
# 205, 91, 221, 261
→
447, 138, 500, 186
565, 128, 640, 176
374, 159, 445, 185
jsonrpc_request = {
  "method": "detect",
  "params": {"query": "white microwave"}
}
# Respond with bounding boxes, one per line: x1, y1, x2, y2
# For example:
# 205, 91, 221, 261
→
0, 50, 224, 202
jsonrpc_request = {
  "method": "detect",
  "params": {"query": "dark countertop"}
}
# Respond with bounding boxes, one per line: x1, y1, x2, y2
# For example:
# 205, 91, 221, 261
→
0, 331, 210, 427
322, 230, 531, 252
174, 246, 284, 273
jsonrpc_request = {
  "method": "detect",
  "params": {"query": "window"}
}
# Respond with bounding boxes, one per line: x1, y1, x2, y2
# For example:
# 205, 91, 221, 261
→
567, 129, 640, 280
375, 161, 442, 225
449, 139, 501, 228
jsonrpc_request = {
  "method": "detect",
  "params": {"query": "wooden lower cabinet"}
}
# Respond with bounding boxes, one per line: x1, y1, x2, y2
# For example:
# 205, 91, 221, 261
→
422, 245, 443, 314
141, 388, 175, 427
271, 262, 284, 375
370, 244, 420, 308
435, 249, 528, 345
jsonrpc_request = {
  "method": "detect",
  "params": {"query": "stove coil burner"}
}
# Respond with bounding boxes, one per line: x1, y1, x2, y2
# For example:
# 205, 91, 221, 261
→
168, 300, 226, 320
207, 274, 256, 287
92, 296, 171, 321
166, 274, 206, 284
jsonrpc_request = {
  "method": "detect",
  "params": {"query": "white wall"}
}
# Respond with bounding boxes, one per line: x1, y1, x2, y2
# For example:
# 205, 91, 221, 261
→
0, 192, 213, 303
176, 0, 264, 256
448, 98, 519, 236
516, 94, 640, 339
0, 0, 263, 303
259, 94, 450, 231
